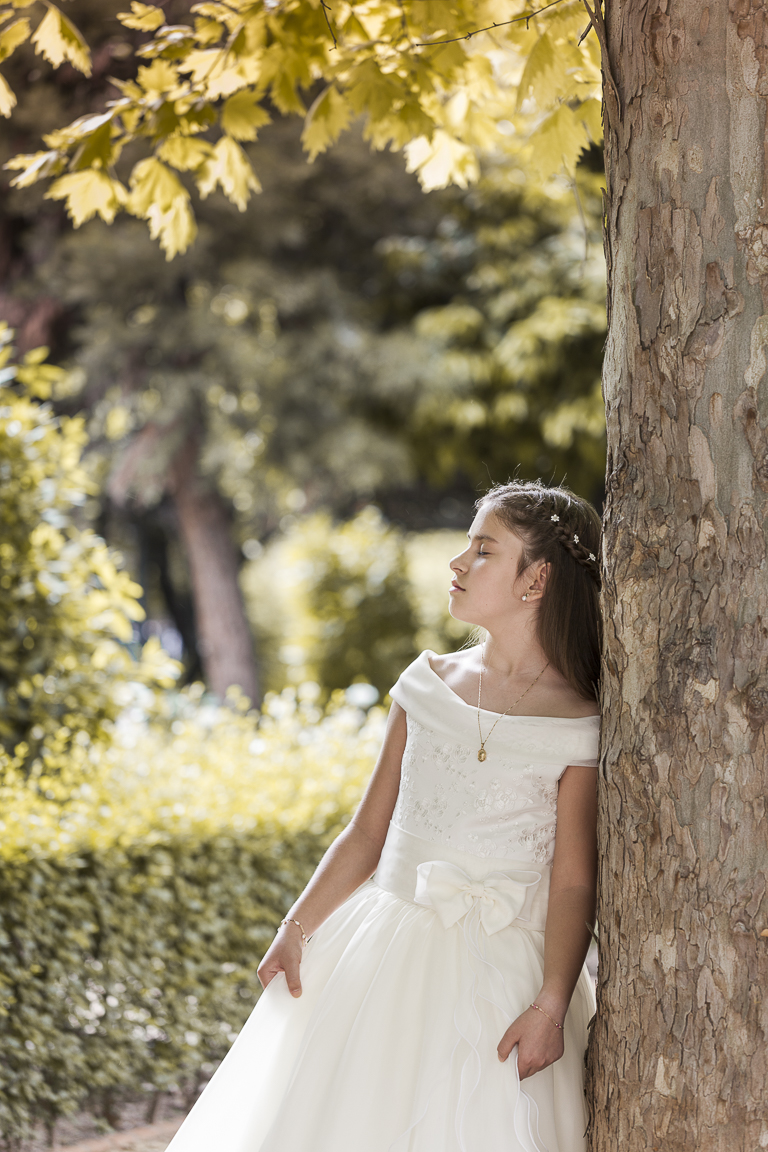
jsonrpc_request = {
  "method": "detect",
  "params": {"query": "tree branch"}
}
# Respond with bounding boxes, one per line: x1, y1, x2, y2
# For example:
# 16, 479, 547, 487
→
580, 0, 621, 126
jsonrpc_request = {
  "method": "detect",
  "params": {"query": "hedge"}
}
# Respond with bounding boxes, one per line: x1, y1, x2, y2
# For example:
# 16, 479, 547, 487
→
0, 687, 383, 1149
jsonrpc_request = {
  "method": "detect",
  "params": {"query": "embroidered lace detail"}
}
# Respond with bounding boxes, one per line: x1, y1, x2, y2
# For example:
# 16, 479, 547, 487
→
393, 718, 563, 863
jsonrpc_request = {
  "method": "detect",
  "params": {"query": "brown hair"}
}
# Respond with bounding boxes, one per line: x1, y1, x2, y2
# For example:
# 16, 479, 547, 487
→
477, 480, 602, 702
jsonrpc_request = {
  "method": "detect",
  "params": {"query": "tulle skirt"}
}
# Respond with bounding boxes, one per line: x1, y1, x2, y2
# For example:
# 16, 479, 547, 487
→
165, 825, 594, 1152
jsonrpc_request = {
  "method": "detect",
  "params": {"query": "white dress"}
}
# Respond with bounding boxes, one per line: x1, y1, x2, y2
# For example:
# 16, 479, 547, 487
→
166, 651, 599, 1152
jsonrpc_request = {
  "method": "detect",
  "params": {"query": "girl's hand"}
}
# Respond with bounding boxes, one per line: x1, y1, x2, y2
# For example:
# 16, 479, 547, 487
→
497, 1003, 565, 1080
257, 923, 305, 997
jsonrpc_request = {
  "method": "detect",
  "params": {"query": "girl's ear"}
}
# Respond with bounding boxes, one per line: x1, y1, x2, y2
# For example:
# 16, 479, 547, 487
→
531, 561, 550, 591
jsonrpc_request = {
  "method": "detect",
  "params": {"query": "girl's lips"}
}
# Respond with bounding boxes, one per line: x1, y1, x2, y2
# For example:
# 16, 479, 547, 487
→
450, 580, 465, 592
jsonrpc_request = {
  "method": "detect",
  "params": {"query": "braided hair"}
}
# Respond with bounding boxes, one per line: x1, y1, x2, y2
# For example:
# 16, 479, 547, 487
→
477, 481, 602, 702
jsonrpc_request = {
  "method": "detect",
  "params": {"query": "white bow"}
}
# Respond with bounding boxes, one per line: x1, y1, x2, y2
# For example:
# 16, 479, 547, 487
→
413, 860, 541, 935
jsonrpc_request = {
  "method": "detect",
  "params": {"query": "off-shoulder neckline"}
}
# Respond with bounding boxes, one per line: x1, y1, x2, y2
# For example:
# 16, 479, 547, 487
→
422, 650, 601, 723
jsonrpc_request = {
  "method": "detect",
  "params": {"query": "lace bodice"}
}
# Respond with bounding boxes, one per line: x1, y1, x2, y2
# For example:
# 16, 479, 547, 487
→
389, 651, 600, 865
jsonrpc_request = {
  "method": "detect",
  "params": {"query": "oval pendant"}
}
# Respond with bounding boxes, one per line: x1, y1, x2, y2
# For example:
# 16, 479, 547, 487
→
477, 747, 487, 762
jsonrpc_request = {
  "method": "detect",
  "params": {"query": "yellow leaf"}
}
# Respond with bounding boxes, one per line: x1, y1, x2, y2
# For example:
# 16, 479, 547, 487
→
0, 72, 16, 117
146, 196, 197, 259
127, 158, 197, 258
302, 86, 352, 163
136, 58, 180, 98
127, 157, 184, 215
31, 4, 91, 76
23, 347, 49, 365
197, 136, 260, 211
220, 90, 271, 142
44, 170, 128, 226
528, 103, 590, 179
404, 130, 479, 192
117, 2, 165, 31
193, 16, 225, 46
178, 47, 246, 98
158, 134, 213, 171
4, 149, 63, 186
517, 32, 556, 111
0, 16, 30, 64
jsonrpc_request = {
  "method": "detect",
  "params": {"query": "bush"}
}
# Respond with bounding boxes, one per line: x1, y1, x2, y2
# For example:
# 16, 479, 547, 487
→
242, 509, 471, 698
0, 325, 177, 796
0, 686, 383, 1149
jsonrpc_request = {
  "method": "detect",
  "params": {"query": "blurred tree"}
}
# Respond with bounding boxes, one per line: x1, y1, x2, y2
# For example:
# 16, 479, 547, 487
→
376, 154, 606, 502
3, 109, 605, 693
0, 3, 605, 700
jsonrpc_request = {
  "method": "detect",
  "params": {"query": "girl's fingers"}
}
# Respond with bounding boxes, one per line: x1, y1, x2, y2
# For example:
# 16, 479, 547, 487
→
283, 955, 302, 997
497, 1029, 519, 1062
256, 960, 276, 989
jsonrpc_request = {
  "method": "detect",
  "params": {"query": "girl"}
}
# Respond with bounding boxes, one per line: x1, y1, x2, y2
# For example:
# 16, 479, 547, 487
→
165, 480, 601, 1152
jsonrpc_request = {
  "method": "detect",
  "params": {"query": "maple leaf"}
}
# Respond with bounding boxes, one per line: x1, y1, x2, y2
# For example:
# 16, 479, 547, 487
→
196, 136, 260, 211
220, 90, 271, 142
0, 16, 30, 64
404, 130, 480, 191
5, 149, 65, 186
527, 104, 591, 180
302, 86, 352, 163
127, 157, 197, 258
0, 72, 16, 117
117, 2, 165, 32
136, 59, 181, 99
31, 4, 91, 76
146, 196, 197, 259
158, 134, 214, 171
517, 32, 558, 111
45, 170, 128, 227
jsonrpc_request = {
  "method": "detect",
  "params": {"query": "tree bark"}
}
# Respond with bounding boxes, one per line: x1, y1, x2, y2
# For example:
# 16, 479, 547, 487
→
587, 2, 768, 1149
169, 433, 260, 706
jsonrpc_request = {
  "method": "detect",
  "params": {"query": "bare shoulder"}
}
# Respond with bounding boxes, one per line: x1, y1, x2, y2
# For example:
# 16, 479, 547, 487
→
427, 648, 479, 677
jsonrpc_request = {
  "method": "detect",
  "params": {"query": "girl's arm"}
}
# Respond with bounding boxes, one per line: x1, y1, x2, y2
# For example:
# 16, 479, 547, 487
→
257, 701, 407, 997
497, 763, 598, 1079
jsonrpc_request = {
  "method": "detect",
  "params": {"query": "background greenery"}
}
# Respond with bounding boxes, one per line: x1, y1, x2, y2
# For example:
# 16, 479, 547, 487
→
0, 3, 607, 1144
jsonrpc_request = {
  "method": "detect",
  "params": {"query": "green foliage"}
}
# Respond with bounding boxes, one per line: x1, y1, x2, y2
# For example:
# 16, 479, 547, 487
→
0, 326, 177, 790
381, 159, 608, 497
242, 508, 416, 698
0, 687, 382, 1146
15, 120, 605, 546
4, 0, 602, 257
242, 513, 471, 697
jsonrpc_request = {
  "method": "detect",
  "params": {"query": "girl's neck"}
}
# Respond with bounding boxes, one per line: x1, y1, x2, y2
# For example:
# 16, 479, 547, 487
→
481, 624, 548, 680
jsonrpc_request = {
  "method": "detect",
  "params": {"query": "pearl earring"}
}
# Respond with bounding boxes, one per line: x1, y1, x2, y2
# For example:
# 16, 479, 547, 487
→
522, 593, 529, 602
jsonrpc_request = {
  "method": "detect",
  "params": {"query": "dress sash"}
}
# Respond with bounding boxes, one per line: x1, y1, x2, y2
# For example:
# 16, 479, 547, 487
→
374, 822, 551, 932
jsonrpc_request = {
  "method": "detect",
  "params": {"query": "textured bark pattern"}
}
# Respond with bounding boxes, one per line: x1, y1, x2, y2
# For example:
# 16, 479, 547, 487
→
588, 2, 768, 1148
170, 435, 259, 705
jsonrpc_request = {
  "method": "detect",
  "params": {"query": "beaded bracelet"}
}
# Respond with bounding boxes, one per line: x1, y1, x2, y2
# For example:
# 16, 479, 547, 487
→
531, 1002, 563, 1029
280, 917, 308, 946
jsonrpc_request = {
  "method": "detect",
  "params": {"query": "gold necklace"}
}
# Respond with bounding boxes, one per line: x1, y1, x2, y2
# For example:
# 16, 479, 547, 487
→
476, 648, 550, 761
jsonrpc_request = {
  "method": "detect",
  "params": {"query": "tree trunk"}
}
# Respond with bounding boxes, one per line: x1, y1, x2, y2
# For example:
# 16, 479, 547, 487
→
587, 2, 768, 1148
169, 434, 259, 706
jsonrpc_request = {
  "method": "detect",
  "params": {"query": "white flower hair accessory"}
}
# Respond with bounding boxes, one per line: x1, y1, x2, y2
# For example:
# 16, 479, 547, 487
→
550, 514, 559, 522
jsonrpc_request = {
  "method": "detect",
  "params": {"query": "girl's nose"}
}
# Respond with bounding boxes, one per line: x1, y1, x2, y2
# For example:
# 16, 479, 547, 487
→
450, 550, 468, 573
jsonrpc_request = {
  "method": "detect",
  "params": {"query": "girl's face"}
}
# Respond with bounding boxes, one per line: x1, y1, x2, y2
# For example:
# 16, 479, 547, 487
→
448, 505, 543, 627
